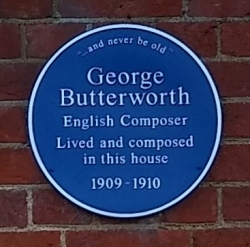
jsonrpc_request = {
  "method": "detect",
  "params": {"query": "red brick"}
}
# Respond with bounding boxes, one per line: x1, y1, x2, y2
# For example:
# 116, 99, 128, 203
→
0, 63, 43, 100
193, 229, 250, 247
223, 103, 250, 138
97, 214, 159, 225
162, 188, 217, 223
207, 62, 250, 97
0, 24, 20, 58
221, 23, 250, 56
0, 149, 45, 184
0, 232, 60, 247
0, 190, 27, 227
223, 187, 250, 221
157, 22, 217, 57
33, 189, 92, 225
58, 0, 182, 18
0, 107, 26, 142
208, 145, 250, 181
0, 0, 53, 18
26, 24, 86, 58
67, 230, 189, 247
189, 0, 250, 17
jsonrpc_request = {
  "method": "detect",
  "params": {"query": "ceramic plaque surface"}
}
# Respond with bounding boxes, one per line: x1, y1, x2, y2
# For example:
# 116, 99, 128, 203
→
28, 24, 222, 218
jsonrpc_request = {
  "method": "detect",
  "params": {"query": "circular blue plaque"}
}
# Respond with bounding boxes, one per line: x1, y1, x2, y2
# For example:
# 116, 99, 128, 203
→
28, 24, 222, 218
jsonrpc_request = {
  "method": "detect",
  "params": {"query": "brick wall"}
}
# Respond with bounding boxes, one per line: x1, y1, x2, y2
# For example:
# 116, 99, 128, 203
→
0, 0, 250, 246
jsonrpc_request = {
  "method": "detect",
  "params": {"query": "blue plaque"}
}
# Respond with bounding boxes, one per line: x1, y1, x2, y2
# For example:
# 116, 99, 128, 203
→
28, 24, 222, 218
